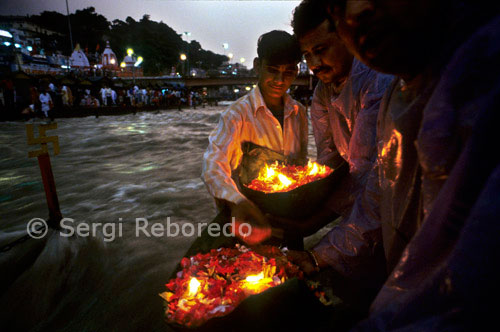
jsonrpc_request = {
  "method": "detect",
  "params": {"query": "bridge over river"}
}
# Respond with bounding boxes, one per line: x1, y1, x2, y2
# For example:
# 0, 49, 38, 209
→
120, 75, 312, 88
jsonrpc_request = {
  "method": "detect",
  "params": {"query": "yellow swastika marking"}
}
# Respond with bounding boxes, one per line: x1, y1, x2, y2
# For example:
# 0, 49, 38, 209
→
26, 123, 60, 158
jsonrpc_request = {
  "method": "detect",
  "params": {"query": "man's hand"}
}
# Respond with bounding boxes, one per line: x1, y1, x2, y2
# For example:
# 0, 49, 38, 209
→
230, 199, 272, 245
287, 250, 325, 275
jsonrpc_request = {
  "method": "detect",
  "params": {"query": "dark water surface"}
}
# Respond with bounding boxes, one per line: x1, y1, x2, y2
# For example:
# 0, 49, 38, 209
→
0, 106, 318, 331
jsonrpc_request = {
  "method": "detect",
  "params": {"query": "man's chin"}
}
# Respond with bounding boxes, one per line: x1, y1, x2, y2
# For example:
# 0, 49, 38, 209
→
316, 74, 334, 85
314, 70, 334, 84
266, 89, 286, 98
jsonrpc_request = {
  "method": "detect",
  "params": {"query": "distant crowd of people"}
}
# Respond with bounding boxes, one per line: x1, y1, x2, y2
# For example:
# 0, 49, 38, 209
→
0, 78, 210, 120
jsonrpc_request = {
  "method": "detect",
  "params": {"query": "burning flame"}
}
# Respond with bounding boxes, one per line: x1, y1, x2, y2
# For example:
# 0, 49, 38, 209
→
188, 277, 200, 297
308, 162, 319, 176
246, 160, 333, 193
243, 272, 274, 294
245, 272, 264, 282
160, 246, 305, 328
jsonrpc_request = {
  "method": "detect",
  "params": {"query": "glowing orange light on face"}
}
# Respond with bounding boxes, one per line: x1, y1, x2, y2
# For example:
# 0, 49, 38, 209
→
246, 160, 333, 193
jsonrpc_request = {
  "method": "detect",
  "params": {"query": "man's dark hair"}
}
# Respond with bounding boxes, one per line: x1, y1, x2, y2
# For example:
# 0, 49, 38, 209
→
291, 0, 330, 38
257, 30, 302, 65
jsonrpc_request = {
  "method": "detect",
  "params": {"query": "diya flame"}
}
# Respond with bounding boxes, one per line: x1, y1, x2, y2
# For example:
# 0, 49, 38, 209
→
185, 272, 274, 300
246, 160, 333, 193
160, 246, 304, 328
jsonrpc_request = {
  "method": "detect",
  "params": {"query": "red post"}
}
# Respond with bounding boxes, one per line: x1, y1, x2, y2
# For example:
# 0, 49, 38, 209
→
26, 123, 62, 230
37, 153, 62, 229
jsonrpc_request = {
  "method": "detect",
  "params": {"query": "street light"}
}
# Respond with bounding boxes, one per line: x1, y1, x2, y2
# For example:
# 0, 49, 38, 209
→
134, 56, 143, 67
227, 53, 233, 61
125, 48, 141, 84
183, 32, 191, 75
65, 0, 74, 53
240, 57, 246, 64
0, 29, 13, 38
180, 53, 187, 76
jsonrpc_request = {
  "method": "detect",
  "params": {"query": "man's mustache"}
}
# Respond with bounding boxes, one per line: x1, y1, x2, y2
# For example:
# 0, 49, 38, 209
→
313, 66, 331, 76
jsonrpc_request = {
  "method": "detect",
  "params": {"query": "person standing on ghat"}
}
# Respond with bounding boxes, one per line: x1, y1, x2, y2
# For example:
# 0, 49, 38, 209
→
289, 0, 500, 330
202, 30, 307, 246
267, 0, 393, 246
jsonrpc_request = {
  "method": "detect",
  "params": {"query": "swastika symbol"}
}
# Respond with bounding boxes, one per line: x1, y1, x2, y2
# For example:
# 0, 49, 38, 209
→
26, 123, 60, 158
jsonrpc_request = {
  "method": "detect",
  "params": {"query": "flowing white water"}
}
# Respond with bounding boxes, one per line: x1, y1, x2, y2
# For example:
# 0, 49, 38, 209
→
0, 106, 318, 331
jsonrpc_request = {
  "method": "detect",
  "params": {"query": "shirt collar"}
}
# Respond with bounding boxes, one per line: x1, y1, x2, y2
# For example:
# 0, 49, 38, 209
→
252, 85, 300, 118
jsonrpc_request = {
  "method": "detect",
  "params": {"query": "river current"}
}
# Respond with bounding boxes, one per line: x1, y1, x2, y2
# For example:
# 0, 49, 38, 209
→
0, 105, 319, 331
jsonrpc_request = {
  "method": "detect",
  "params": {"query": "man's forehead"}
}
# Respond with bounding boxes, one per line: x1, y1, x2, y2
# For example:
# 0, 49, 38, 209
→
265, 64, 298, 71
299, 20, 336, 50
262, 60, 298, 69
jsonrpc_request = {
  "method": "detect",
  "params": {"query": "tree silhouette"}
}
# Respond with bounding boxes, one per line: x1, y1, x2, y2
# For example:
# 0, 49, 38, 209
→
28, 8, 227, 75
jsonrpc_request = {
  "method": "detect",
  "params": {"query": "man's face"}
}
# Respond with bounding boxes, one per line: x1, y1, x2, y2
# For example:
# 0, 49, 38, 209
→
255, 59, 298, 100
299, 20, 353, 85
329, 0, 439, 78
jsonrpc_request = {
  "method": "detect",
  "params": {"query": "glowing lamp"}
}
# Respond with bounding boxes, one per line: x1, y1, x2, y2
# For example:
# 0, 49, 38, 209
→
0, 30, 13, 38
134, 56, 143, 67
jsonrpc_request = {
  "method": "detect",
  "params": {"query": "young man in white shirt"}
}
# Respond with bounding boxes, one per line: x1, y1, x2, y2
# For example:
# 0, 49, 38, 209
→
202, 30, 306, 245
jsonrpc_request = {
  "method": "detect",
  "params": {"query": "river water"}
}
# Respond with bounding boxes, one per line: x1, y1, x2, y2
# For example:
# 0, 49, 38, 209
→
0, 105, 321, 331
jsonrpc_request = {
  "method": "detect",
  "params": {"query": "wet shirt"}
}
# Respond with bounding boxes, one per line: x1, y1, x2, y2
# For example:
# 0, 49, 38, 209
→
39, 93, 52, 112
315, 14, 500, 327
311, 59, 393, 217
311, 59, 393, 190
202, 86, 307, 205
354, 14, 500, 330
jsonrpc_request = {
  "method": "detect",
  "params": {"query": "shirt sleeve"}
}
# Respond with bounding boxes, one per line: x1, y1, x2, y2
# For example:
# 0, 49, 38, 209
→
310, 82, 342, 167
313, 159, 384, 279
202, 108, 247, 205
349, 72, 394, 180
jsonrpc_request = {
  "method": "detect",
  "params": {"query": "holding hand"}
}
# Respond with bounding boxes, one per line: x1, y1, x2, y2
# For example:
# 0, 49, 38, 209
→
286, 249, 325, 275
230, 199, 272, 245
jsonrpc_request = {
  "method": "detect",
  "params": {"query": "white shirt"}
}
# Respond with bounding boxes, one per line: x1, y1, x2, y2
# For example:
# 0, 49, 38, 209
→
39, 92, 52, 112
202, 86, 308, 205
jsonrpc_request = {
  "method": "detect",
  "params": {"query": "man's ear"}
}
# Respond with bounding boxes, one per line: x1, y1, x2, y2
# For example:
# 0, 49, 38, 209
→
253, 57, 260, 75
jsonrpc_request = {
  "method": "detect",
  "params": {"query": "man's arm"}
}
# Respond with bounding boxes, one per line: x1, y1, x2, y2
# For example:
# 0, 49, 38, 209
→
312, 160, 383, 278
288, 161, 383, 281
202, 108, 246, 205
202, 108, 271, 244
310, 82, 342, 167
348, 70, 394, 179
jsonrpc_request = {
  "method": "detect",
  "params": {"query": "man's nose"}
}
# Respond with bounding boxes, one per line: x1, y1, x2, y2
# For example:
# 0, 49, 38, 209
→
273, 71, 285, 82
307, 54, 321, 70
345, 0, 374, 27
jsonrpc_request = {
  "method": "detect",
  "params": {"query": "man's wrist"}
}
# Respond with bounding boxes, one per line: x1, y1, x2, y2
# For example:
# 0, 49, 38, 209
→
306, 250, 320, 272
